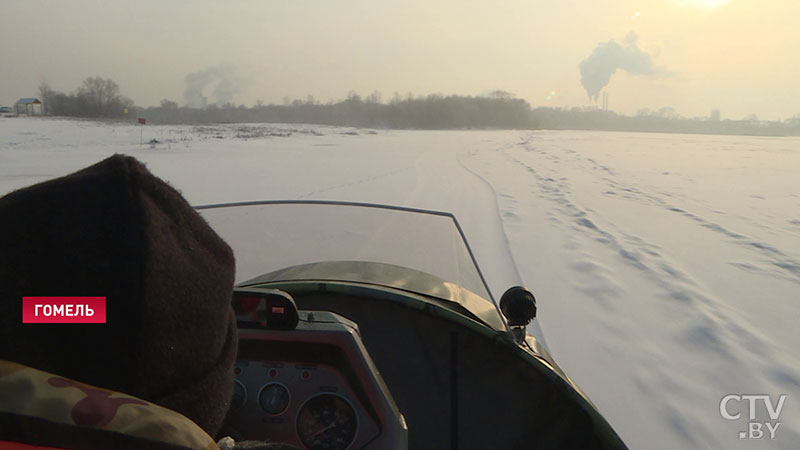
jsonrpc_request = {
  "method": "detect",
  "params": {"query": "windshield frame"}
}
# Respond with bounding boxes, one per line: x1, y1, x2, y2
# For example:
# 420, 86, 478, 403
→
196, 198, 500, 301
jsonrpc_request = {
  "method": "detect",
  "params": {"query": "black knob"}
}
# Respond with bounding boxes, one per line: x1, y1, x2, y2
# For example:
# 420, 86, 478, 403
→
499, 286, 537, 327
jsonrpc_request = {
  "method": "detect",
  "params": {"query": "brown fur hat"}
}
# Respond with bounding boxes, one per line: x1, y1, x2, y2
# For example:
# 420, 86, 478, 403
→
0, 154, 237, 436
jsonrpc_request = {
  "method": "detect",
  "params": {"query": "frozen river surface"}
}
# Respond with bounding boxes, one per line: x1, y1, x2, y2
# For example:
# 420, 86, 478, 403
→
2, 117, 799, 449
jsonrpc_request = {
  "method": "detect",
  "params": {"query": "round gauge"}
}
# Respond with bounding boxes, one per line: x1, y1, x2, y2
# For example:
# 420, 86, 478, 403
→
258, 383, 291, 415
296, 394, 358, 450
231, 380, 246, 409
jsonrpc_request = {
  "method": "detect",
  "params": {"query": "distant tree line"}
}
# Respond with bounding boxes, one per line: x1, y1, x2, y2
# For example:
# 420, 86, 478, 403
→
531, 107, 800, 137
38, 77, 133, 118
138, 92, 800, 136
138, 90, 533, 129
35, 76, 800, 136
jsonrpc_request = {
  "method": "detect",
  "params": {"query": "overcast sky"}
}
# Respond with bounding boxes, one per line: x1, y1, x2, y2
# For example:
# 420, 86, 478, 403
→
2, 0, 798, 120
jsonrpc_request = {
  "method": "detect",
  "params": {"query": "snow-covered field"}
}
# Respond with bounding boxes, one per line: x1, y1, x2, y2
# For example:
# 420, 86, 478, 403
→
2, 117, 799, 449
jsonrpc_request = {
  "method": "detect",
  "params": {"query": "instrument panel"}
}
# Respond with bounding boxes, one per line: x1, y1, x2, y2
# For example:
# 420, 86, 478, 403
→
228, 358, 376, 450
221, 304, 407, 450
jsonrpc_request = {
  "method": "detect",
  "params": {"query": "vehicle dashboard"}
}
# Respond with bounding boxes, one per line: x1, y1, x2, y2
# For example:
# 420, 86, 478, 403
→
221, 294, 407, 450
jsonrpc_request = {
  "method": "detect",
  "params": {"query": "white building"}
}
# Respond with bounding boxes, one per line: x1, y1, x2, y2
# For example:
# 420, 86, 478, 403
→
15, 98, 43, 115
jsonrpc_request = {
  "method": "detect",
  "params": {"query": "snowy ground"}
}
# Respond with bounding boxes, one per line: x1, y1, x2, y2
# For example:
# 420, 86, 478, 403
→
2, 117, 799, 449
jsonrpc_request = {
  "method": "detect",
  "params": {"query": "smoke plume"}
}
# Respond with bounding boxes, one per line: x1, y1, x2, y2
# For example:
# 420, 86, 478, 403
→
184, 64, 238, 108
579, 32, 666, 101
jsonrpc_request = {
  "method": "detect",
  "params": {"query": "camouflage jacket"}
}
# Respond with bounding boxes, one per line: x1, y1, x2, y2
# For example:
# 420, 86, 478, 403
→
0, 360, 219, 450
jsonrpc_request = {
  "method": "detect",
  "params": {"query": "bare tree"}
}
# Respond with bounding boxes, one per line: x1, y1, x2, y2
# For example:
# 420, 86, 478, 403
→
366, 91, 382, 104
160, 99, 179, 110
38, 81, 55, 115
78, 77, 122, 116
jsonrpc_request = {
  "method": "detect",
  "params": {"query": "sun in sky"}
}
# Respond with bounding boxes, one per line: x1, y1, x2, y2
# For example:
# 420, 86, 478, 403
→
698, 0, 729, 7
680, 0, 729, 8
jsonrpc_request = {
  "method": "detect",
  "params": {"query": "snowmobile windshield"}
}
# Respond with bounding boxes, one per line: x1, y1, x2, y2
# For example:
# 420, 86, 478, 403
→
197, 201, 494, 303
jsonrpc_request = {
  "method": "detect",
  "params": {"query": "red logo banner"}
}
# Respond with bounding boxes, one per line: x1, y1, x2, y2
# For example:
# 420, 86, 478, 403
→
22, 297, 106, 323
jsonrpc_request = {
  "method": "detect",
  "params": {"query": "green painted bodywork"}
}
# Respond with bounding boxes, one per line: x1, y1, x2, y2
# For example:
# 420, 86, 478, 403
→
240, 260, 628, 449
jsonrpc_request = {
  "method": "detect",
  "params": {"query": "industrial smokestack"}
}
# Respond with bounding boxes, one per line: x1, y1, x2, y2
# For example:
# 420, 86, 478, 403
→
579, 32, 667, 101
184, 64, 239, 108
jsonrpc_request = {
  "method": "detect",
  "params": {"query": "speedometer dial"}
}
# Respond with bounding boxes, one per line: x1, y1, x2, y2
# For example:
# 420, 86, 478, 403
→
296, 394, 358, 450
